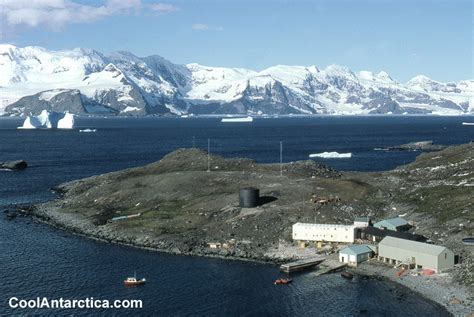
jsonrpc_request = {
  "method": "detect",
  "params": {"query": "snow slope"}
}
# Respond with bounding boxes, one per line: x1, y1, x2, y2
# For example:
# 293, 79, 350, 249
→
0, 44, 472, 116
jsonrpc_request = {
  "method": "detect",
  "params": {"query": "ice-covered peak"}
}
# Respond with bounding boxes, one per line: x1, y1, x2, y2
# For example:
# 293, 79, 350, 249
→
358, 70, 396, 84
0, 44, 18, 54
407, 75, 435, 85
322, 64, 354, 76
377, 71, 395, 82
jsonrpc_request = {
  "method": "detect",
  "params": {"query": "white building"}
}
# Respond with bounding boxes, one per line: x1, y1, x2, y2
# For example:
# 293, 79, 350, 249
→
353, 217, 371, 228
339, 245, 374, 266
378, 236, 455, 273
292, 223, 356, 243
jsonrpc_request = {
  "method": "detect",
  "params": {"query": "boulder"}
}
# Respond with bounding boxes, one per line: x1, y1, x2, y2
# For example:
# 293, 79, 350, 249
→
0, 160, 28, 170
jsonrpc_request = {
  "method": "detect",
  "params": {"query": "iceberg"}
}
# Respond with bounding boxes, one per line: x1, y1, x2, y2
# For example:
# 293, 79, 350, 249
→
18, 110, 75, 129
309, 152, 352, 159
57, 112, 75, 129
221, 116, 253, 123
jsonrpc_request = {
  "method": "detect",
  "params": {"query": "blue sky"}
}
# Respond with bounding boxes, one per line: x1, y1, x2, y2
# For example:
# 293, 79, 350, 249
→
2, 0, 472, 82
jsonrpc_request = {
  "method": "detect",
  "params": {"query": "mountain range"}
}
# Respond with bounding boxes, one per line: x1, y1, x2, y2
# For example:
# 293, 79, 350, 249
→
1, 44, 472, 116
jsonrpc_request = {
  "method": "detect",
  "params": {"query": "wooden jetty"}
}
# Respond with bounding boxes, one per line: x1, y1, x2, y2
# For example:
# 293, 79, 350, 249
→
280, 256, 326, 273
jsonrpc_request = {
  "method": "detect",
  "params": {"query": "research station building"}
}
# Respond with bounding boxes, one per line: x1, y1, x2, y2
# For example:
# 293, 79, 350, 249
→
339, 244, 374, 266
378, 236, 455, 272
292, 223, 356, 243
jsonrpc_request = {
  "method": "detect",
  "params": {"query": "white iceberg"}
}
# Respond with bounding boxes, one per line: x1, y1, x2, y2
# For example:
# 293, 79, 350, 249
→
18, 110, 75, 129
221, 116, 253, 123
57, 112, 75, 129
309, 152, 352, 159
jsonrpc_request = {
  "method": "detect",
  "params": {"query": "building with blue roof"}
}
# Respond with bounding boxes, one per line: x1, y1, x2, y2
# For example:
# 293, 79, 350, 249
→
339, 244, 375, 266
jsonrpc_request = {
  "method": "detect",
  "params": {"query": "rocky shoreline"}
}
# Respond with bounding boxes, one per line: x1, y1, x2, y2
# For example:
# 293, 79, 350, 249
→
19, 204, 290, 265
353, 261, 473, 316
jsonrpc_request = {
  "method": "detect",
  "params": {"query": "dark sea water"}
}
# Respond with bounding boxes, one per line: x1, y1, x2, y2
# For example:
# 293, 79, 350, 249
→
1, 116, 472, 316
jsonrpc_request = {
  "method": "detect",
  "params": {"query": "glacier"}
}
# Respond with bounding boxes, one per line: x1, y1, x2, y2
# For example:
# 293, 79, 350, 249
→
1, 44, 472, 116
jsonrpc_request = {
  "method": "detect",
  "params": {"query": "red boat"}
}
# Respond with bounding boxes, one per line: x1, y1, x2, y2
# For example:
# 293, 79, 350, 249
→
274, 278, 293, 285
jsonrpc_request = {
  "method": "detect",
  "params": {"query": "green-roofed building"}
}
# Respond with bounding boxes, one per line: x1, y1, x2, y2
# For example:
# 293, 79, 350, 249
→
338, 244, 375, 266
373, 217, 411, 232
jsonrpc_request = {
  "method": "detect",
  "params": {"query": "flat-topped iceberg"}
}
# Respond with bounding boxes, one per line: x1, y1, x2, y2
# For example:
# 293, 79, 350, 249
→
309, 152, 352, 159
18, 110, 75, 129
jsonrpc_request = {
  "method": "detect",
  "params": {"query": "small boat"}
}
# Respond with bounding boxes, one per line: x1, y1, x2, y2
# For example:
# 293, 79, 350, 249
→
341, 271, 354, 280
221, 116, 253, 123
5, 212, 17, 220
124, 272, 146, 286
461, 122, 474, 126
462, 237, 474, 245
274, 278, 292, 285
79, 129, 97, 133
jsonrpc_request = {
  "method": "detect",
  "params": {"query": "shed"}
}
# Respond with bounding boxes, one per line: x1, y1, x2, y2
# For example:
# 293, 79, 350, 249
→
354, 217, 371, 228
373, 217, 410, 232
378, 236, 454, 272
339, 245, 374, 266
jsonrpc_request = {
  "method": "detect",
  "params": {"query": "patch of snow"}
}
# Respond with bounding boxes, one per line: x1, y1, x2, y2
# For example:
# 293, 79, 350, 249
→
121, 106, 140, 113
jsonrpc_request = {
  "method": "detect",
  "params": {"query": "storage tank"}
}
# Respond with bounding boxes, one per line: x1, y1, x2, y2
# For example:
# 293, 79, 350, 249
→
239, 187, 259, 208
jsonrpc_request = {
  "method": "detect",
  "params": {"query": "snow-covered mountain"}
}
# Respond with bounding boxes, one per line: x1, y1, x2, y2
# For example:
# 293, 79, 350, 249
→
1, 44, 472, 116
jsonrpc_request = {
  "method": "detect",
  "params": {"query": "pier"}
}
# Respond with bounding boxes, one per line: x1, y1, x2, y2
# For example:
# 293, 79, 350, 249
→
280, 256, 326, 273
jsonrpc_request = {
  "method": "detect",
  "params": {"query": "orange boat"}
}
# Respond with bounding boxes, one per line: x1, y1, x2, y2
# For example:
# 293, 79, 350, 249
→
274, 278, 292, 285
124, 273, 146, 286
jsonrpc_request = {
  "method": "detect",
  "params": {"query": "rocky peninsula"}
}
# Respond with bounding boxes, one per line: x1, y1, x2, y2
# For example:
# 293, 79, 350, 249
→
17, 143, 473, 314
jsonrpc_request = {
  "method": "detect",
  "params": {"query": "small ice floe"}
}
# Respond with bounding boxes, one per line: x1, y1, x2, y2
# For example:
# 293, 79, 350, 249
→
309, 152, 352, 159
79, 129, 97, 133
461, 122, 474, 126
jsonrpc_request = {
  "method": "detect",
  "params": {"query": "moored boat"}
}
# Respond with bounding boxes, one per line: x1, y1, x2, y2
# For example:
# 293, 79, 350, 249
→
274, 278, 292, 285
341, 271, 354, 280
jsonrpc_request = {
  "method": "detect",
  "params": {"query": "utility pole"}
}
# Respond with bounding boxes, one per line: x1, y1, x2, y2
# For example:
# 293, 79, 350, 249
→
207, 138, 211, 172
280, 140, 283, 177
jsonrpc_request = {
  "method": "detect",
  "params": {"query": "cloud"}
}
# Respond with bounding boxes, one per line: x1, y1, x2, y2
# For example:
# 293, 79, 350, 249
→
192, 23, 223, 31
0, 0, 141, 31
149, 3, 179, 14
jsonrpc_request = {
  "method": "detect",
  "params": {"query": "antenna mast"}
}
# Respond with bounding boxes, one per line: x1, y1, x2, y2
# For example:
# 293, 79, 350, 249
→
207, 138, 211, 172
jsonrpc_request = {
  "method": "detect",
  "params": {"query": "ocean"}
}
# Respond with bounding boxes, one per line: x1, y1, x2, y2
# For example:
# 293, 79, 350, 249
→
1, 116, 472, 316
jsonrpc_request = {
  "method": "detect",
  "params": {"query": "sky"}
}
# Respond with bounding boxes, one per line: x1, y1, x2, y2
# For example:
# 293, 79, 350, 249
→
1, 0, 472, 82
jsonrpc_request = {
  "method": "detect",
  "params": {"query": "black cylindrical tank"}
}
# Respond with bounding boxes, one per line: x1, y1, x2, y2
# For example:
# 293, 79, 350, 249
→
239, 187, 259, 208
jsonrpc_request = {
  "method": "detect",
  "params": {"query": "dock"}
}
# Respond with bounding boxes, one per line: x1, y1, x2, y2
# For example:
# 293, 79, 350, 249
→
311, 258, 347, 276
280, 256, 326, 273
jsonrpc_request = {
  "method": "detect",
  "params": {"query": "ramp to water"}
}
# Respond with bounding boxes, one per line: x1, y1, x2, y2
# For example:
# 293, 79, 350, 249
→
280, 256, 326, 273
